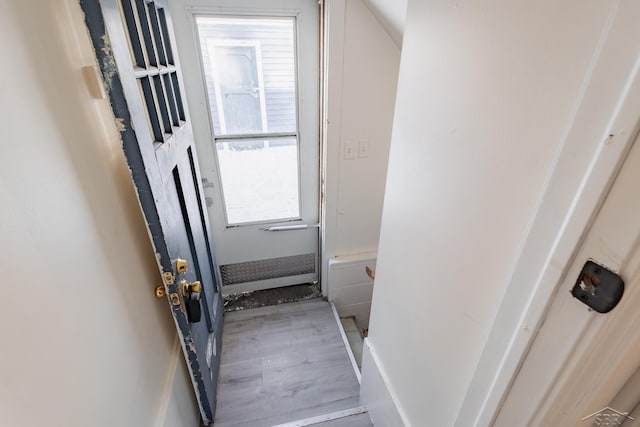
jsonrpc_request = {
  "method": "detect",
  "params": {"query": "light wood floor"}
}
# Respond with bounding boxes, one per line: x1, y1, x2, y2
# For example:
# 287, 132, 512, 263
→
213, 299, 368, 427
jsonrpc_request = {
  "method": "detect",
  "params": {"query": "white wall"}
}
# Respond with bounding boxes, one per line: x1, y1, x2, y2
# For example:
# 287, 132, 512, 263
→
162, 349, 202, 427
0, 1, 198, 426
360, 0, 407, 46
362, 0, 619, 425
322, 0, 400, 294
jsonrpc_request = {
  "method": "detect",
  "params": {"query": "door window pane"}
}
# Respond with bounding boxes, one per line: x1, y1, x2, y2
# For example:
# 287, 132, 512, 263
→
216, 138, 300, 224
197, 16, 297, 136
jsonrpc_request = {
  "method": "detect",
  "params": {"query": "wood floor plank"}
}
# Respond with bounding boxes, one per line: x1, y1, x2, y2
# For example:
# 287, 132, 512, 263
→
213, 299, 361, 427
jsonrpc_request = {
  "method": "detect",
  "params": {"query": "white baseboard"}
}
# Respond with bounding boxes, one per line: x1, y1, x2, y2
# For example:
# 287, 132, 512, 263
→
155, 338, 200, 427
360, 338, 410, 427
154, 338, 181, 427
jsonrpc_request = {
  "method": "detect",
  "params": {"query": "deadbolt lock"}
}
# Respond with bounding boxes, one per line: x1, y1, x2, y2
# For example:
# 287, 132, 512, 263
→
176, 258, 188, 274
572, 260, 624, 313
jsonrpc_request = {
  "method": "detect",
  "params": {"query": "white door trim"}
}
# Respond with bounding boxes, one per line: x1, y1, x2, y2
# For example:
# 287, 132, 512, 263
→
320, 0, 344, 297
526, 233, 640, 425
493, 126, 640, 425
456, 1, 640, 425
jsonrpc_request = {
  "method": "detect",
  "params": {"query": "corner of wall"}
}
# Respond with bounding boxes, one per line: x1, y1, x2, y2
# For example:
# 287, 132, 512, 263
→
359, 0, 405, 48
360, 338, 410, 427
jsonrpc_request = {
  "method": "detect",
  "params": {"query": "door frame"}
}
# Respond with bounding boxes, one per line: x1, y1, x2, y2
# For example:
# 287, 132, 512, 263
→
494, 127, 640, 425
456, 1, 640, 425
170, 1, 321, 295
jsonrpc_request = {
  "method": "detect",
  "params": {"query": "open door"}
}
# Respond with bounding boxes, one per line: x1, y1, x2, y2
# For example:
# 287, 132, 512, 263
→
80, 0, 223, 423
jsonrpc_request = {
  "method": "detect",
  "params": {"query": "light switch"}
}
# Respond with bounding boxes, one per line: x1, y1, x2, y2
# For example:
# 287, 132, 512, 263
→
358, 140, 370, 158
343, 141, 356, 160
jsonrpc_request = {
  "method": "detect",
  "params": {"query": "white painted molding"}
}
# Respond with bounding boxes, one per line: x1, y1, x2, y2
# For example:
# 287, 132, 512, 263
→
154, 337, 182, 427
528, 221, 640, 425
320, 0, 346, 297
360, 338, 410, 427
457, 1, 640, 425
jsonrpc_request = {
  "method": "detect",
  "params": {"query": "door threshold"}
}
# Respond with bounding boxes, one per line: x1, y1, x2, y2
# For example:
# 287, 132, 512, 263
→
223, 282, 321, 312
270, 406, 369, 427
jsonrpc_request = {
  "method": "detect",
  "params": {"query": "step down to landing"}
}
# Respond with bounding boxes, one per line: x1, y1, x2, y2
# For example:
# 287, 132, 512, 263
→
213, 299, 363, 427
339, 317, 365, 370
271, 406, 372, 427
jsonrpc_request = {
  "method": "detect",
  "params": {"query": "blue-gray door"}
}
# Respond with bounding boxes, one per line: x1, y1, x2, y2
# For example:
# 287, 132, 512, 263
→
80, 0, 223, 423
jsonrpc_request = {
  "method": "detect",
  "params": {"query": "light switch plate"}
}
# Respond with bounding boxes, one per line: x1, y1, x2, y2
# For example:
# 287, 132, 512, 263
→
358, 140, 370, 158
344, 141, 356, 159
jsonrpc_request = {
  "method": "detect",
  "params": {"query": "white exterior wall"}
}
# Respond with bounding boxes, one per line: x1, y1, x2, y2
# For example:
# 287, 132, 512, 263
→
362, 0, 621, 425
0, 1, 198, 426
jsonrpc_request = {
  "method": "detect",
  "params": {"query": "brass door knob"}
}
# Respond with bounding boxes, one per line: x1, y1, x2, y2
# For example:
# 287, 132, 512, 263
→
191, 281, 202, 293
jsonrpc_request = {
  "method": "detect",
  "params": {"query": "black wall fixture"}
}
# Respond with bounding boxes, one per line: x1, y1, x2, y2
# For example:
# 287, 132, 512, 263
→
572, 260, 624, 313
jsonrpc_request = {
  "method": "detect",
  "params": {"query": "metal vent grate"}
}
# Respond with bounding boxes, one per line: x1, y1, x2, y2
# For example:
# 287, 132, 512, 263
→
220, 253, 316, 286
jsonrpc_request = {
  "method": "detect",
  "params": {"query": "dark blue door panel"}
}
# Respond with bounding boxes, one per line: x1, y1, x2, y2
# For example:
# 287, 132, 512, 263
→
80, 0, 223, 423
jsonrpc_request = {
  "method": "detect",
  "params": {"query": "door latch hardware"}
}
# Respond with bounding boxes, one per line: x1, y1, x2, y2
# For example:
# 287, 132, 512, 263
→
181, 279, 190, 297
169, 293, 181, 306
162, 271, 175, 285
191, 281, 202, 293
155, 286, 166, 298
176, 258, 188, 274
572, 260, 624, 313
181, 280, 202, 323
181, 280, 202, 296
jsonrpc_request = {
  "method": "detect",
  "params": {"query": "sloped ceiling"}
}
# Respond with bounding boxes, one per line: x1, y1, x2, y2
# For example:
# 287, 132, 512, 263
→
362, 0, 408, 47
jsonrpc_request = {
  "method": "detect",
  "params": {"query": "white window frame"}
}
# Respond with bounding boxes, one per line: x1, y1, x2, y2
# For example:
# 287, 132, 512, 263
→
195, 14, 303, 227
